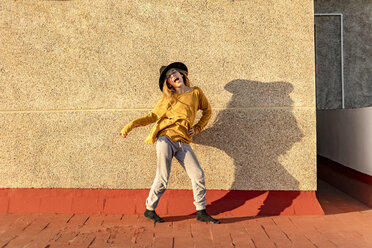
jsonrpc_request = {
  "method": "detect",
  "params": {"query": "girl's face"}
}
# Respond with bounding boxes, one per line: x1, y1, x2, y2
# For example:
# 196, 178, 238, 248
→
165, 68, 184, 89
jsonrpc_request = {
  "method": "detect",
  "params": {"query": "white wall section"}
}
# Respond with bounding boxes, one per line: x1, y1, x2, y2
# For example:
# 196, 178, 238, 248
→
317, 107, 372, 176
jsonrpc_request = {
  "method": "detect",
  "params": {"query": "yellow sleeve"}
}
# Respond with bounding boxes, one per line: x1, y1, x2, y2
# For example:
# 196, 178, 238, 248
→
120, 98, 167, 136
120, 112, 158, 136
193, 88, 212, 135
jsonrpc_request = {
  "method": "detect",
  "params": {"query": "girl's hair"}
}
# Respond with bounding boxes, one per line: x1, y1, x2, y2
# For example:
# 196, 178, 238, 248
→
161, 69, 191, 99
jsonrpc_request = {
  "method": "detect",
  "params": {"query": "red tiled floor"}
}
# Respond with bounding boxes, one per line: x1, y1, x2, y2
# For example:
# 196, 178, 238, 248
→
1, 180, 372, 248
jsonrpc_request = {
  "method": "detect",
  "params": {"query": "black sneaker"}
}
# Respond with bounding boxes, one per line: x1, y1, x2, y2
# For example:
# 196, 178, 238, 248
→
144, 209, 165, 223
196, 209, 220, 224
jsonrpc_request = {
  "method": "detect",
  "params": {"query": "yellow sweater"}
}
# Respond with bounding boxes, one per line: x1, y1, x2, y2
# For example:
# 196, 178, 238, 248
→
121, 87, 211, 144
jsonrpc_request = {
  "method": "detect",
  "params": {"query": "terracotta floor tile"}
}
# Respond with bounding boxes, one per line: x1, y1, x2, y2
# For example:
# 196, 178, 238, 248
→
154, 221, 173, 238
0, 214, 39, 246
0, 180, 372, 247
229, 236, 256, 248
0, 213, 25, 230
85, 232, 111, 248
173, 236, 194, 248
190, 222, 212, 239
64, 214, 91, 226
210, 224, 235, 247
153, 237, 173, 248
122, 213, 139, 221
1, 215, 56, 247
193, 237, 214, 248
131, 224, 155, 246
172, 217, 192, 236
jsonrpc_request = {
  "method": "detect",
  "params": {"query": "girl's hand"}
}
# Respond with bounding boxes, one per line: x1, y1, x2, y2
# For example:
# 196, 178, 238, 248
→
188, 127, 195, 136
119, 132, 127, 138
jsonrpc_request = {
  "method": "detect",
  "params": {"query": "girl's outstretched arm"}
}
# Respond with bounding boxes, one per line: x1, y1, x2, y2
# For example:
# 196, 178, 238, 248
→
193, 88, 212, 135
120, 111, 158, 138
120, 98, 167, 138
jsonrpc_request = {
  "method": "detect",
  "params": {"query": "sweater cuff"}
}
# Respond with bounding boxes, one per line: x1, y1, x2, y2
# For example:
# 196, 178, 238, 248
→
120, 126, 130, 136
193, 125, 201, 135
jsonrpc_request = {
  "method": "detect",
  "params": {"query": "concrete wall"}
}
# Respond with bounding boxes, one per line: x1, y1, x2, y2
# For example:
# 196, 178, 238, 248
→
314, 15, 342, 109
314, 0, 372, 109
0, 0, 317, 190
317, 107, 372, 176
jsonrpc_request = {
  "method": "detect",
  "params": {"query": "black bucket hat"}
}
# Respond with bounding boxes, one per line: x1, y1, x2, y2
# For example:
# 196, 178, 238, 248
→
158, 62, 188, 91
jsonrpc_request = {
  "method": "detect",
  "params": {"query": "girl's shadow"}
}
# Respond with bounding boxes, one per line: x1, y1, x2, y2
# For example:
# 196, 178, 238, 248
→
193, 80, 304, 216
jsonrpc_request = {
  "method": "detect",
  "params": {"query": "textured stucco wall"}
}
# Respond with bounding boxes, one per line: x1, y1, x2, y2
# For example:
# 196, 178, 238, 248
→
315, 0, 372, 109
0, 0, 316, 190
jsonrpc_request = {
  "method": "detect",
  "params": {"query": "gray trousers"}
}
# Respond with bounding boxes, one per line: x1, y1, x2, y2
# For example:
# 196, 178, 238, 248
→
146, 135, 207, 211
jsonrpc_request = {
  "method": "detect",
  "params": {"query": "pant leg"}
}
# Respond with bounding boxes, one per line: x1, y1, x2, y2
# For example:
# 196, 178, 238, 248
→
175, 143, 206, 211
145, 136, 174, 210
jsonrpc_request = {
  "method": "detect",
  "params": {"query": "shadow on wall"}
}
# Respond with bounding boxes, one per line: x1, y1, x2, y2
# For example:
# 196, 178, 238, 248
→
193, 80, 304, 215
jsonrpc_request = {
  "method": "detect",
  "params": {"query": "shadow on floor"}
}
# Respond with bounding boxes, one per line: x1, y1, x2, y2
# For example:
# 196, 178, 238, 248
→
162, 215, 260, 224
162, 180, 371, 223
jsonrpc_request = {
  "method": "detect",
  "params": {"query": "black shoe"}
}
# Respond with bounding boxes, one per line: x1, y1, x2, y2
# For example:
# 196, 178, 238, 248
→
144, 209, 165, 223
196, 209, 220, 224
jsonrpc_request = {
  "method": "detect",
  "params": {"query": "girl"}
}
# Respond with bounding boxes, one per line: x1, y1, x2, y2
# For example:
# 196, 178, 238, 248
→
120, 62, 220, 224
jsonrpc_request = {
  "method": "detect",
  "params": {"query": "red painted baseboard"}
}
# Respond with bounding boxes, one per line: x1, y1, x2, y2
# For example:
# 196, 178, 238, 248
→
318, 155, 372, 208
318, 156, 372, 185
0, 188, 324, 216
